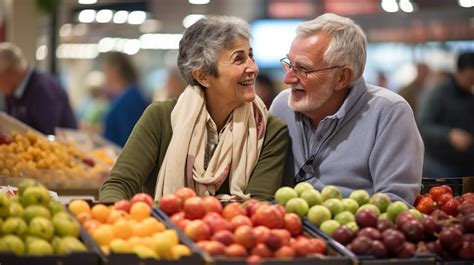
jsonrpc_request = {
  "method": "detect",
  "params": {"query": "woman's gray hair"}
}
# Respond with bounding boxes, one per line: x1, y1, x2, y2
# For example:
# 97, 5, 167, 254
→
0, 42, 28, 74
177, 16, 250, 86
296, 13, 367, 85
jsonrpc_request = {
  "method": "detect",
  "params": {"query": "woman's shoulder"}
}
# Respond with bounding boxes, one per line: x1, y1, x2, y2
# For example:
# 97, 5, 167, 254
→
267, 113, 287, 130
146, 98, 178, 113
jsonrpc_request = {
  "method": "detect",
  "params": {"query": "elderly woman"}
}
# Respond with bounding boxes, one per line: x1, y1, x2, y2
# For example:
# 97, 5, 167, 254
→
99, 16, 289, 202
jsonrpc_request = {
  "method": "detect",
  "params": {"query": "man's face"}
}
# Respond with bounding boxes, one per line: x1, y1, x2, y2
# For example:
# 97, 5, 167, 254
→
457, 67, 474, 92
284, 33, 341, 115
0, 71, 18, 96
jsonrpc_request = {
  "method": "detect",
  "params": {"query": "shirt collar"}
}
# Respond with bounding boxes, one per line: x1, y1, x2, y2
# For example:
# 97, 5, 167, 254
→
13, 67, 33, 99
332, 77, 367, 119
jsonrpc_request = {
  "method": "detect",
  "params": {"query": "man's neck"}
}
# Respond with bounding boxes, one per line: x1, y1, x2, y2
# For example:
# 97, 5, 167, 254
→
305, 89, 350, 128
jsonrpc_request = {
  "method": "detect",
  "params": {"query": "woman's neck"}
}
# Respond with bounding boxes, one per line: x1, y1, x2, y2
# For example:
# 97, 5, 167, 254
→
205, 93, 234, 131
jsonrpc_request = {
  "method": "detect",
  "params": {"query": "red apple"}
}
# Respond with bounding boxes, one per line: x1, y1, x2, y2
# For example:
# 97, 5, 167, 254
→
113, 200, 131, 213
183, 197, 207, 220
159, 194, 182, 216
203, 213, 232, 233
175, 187, 197, 205
212, 230, 235, 246
225, 244, 247, 257
222, 202, 246, 221
264, 230, 283, 251
170, 212, 185, 226
253, 226, 271, 244
284, 213, 302, 236
185, 220, 211, 242
292, 237, 312, 257
251, 243, 273, 258
130, 193, 153, 206
272, 229, 291, 246
308, 238, 326, 254
202, 240, 226, 256
243, 199, 265, 217
230, 215, 253, 231
203, 196, 223, 214
274, 246, 295, 258
234, 225, 257, 249
251, 205, 284, 229
176, 219, 190, 231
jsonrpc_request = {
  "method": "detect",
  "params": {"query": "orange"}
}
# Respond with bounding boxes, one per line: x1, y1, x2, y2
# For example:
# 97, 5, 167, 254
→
112, 219, 133, 240
91, 204, 112, 223
68, 200, 91, 217
129, 202, 151, 221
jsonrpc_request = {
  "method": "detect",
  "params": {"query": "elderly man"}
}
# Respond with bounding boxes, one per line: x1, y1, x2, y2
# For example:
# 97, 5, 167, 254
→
0, 42, 77, 135
270, 13, 424, 204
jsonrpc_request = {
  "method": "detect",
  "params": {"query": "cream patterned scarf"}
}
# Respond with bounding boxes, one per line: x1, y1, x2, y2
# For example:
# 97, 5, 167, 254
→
154, 85, 268, 201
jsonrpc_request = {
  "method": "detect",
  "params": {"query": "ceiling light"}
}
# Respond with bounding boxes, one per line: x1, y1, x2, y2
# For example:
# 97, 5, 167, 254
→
78, 9, 96, 23
78, 0, 97, 4
128, 11, 147, 25
59, 24, 73, 37
381, 0, 399, 13
96, 9, 113, 23
458, 0, 474, 8
36, 45, 48, 61
189, 0, 210, 4
113, 10, 128, 24
399, 0, 414, 13
182, 14, 205, 28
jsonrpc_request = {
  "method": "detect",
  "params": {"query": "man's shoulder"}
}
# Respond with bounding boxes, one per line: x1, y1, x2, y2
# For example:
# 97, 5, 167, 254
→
365, 84, 409, 107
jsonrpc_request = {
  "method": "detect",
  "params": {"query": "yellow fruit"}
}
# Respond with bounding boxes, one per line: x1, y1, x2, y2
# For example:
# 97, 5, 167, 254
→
107, 210, 129, 224
129, 202, 151, 221
92, 225, 114, 246
91, 204, 111, 223
109, 239, 132, 253
68, 200, 91, 217
152, 230, 179, 259
171, 244, 192, 260
133, 245, 158, 259
141, 217, 165, 235
112, 220, 133, 240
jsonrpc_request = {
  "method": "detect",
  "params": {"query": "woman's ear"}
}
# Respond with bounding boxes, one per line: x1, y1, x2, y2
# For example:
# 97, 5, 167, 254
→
335, 66, 354, 91
192, 69, 209, 88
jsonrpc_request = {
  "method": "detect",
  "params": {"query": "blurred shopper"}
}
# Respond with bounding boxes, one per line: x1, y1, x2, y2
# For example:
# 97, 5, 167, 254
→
399, 63, 430, 114
255, 74, 278, 109
101, 51, 149, 147
376, 71, 388, 88
78, 71, 109, 134
417, 52, 474, 178
153, 66, 186, 101
270, 13, 423, 204
99, 16, 289, 202
0, 42, 77, 135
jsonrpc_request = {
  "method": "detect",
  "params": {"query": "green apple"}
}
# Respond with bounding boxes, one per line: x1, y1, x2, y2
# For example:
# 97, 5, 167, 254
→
18, 178, 40, 195
28, 217, 55, 241
27, 238, 54, 256
23, 205, 51, 224
0, 234, 26, 255
54, 236, 87, 255
409, 209, 423, 221
345, 221, 359, 233
285, 198, 309, 218
341, 198, 359, 214
357, 204, 381, 217
274, 187, 298, 205
9, 195, 20, 203
307, 205, 331, 227
52, 212, 81, 237
0, 193, 11, 218
321, 185, 342, 201
378, 213, 388, 220
320, 220, 340, 236
2, 217, 28, 237
369, 193, 392, 213
386, 201, 409, 222
294, 182, 314, 196
300, 189, 322, 207
349, 190, 370, 206
334, 211, 355, 225
322, 198, 344, 217
49, 201, 65, 215
20, 186, 51, 207
9, 202, 24, 218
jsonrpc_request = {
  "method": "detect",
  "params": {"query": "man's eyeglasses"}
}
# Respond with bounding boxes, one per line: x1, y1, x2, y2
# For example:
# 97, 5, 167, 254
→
280, 57, 344, 79
294, 154, 317, 183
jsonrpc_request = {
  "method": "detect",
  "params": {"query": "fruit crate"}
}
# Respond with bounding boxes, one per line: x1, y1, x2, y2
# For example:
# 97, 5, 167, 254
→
153, 207, 352, 265
0, 226, 100, 265
421, 178, 463, 197
303, 219, 438, 265
79, 202, 206, 265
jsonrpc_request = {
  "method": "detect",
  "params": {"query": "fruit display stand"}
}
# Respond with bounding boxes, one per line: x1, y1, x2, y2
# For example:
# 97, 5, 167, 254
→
303, 219, 437, 265
0, 112, 108, 197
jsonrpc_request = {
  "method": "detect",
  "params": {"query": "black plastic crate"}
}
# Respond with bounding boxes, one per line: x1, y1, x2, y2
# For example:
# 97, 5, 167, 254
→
303, 219, 438, 265
0, 226, 100, 265
154, 207, 352, 265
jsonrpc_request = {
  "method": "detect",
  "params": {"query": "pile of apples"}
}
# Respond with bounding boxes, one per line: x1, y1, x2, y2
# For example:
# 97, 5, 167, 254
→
415, 184, 474, 216
159, 187, 327, 261
68, 193, 192, 260
0, 179, 87, 256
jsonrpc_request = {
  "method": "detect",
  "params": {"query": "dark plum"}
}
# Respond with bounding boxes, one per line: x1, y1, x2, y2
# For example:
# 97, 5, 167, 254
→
400, 219, 424, 243
372, 240, 387, 258
355, 209, 378, 228
382, 228, 405, 255
376, 218, 394, 232
358, 227, 382, 241
397, 242, 416, 258
332, 226, 356, 245
351, 236, 373, 256
439, 226, 463, 253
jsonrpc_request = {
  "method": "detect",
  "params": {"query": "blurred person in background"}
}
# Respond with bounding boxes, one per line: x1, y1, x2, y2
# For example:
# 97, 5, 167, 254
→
77, 71, 109, 134
417, 52, 474, 178
101, 51, 149, 147
398, 63, 430, 114
0, 42, 77, 135
376, 71, 388, 88
99, 16, 289, 202
153, 66, 186, 101
255, 74, 278, 109
270, 13, 423, 204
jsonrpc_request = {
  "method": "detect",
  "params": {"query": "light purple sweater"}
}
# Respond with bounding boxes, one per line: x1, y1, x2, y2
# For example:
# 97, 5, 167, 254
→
270, 78, 424, 204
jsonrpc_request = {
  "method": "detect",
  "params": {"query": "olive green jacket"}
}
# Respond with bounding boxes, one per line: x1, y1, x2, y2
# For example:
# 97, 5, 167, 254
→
99, 99, 289, 202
